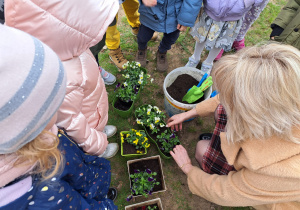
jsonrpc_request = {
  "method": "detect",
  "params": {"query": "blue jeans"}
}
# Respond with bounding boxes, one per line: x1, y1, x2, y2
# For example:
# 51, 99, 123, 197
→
137, 24, 180, 53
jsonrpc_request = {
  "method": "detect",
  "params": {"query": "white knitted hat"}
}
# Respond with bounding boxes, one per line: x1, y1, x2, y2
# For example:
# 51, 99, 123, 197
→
0, 25, 67, 154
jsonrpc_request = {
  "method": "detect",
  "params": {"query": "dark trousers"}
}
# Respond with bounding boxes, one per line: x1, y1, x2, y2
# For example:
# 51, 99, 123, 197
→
90, 34, 106, 63
137, 24, 180, 53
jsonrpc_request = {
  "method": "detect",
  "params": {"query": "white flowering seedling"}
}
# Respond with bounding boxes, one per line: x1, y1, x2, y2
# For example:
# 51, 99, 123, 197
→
115, 61, 150, 103
135, 105, 166, 134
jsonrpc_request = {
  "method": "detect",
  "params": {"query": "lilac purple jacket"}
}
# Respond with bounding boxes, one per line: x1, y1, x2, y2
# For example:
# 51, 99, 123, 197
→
5, 0, 119, 156
204, 0, 265, 21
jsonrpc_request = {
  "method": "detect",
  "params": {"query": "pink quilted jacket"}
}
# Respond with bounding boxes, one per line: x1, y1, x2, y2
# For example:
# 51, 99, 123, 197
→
5, 0, 119, 155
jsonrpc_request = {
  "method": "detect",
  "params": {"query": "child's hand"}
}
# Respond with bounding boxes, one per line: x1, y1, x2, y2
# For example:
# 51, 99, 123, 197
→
142, 0, 157, 7
177, 24, 187, 32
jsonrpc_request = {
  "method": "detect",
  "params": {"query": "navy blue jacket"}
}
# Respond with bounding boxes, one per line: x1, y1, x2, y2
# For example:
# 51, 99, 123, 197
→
139, 0, 202, 33
0, 130, 117, 210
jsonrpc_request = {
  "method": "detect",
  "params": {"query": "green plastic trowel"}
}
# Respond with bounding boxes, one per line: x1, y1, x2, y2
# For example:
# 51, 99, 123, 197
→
182, 76, 213, 103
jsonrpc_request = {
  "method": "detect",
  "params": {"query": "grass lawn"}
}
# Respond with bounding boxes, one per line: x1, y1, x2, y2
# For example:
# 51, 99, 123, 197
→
97, 0, 286, 209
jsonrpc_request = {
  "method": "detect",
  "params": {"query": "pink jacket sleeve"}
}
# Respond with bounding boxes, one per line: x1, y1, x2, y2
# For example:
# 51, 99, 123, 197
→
56, 53, 108, 156
5, 0, 119, 61
57, 85, 108, 156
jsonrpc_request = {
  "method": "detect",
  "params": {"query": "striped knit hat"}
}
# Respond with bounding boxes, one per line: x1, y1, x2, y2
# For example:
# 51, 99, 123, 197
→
0, 25, 66, 154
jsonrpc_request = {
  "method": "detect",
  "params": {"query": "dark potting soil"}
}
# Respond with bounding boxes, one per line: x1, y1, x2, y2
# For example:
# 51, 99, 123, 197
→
114, 98, 133, 111
123, 141, 145, 155
133, 204, 159, 210
129, 158, 163, 194
167, 74, 204, 104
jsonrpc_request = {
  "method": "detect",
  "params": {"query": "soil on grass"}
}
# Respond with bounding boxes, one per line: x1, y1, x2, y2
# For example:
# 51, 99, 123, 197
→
132, 204, 159, 210
129, 158, 164, 194
167, 74, 204, 104
114, 98, 133, 111
123, 141, 146, 155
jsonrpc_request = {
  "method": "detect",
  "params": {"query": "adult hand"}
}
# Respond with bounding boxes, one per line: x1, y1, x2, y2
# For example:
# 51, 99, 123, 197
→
270, 37, 275, 40
177, 24, 187, 32
170, 145, 193, 174
166, 112, 187, 131
142, 0, 157, 7
167, 109, 198, 131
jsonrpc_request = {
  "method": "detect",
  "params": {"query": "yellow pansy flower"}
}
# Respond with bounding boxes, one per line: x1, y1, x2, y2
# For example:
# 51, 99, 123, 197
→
133, 139, 139, 145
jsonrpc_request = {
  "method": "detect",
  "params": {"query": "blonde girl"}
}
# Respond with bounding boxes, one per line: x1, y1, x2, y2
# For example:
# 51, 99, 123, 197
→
0, 25, 117, 209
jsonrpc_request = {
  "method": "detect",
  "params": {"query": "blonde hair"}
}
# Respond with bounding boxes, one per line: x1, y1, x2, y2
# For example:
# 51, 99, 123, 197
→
213, 43, 300, 144
15, 130, 63, 180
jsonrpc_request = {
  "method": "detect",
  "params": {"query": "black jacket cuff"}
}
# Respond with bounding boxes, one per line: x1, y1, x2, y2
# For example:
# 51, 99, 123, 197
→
270, 24, 284, 38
